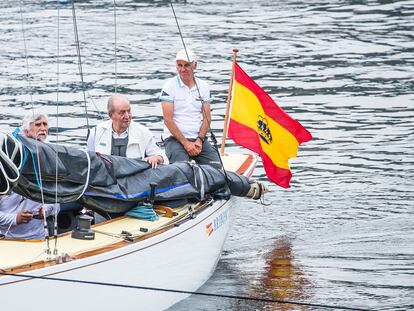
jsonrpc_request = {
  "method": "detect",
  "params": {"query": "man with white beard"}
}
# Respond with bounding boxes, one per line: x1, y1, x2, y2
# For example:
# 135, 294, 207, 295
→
0, 113, 60, 240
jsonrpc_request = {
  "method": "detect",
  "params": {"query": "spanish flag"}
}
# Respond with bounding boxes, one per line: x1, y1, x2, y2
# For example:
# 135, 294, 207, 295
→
228, 63, 312, 188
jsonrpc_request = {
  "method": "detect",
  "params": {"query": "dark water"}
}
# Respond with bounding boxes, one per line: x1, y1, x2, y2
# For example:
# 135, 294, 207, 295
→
1, 0, 413, 310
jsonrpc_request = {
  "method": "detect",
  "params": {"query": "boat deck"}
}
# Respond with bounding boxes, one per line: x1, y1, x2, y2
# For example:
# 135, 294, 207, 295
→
0, 153, 254, 273
0, 205, 190, 271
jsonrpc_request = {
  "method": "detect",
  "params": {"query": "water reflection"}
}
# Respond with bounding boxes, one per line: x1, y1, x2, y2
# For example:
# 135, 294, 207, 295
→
257, 236, 312, 310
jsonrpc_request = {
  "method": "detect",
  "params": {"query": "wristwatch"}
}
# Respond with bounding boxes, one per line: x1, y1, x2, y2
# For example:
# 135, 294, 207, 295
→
196, 136, 205, 143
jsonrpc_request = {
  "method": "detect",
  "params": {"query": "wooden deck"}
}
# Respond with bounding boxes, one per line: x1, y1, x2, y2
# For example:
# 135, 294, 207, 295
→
0, 153, 254, 273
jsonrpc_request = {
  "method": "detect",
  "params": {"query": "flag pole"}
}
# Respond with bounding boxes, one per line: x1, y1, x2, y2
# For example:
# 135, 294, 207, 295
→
220, 48, 239, 156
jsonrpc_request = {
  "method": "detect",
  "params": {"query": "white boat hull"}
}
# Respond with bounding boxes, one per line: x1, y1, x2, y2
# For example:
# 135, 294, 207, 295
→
1, 197, 238, 311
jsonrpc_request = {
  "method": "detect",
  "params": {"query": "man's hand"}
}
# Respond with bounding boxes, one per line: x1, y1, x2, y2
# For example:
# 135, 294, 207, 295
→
194, 138, 203, 153
144, 155, 163, 168
16, 210, 33, 224
32, 207, 45, 219
183, 140, 201, 157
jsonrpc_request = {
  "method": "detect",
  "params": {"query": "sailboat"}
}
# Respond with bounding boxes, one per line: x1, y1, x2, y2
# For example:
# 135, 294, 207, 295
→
0, 0, 312, 308
0, 138, 259, 311
0, 4, 265, 308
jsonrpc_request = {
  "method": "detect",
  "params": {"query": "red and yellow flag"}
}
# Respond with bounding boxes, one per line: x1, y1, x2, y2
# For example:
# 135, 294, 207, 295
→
228, 63, 312, 188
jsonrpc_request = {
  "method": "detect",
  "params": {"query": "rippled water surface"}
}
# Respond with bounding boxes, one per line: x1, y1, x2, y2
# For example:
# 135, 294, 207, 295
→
1, 0, 413, 310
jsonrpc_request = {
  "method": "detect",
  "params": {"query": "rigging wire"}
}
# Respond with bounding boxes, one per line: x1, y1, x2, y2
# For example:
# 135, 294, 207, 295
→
68, 1, 110, 124
53, 0, 62, 255
169, 0, 230, 182
86, 92, 105, 120
0, 271, 372, 311
18, 0, 51, 255
18, 1, 33, 106
70, 0, 90, 137
113, 0, 118, 93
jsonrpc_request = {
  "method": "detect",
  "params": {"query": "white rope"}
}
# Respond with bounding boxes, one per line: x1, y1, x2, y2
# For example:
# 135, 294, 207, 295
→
3, 222, 14, 238
3, 133, 22, 170
0, 132, 22, 195
76, 149, 91, 201
0, 163, 10, 195
0, 133, 21, 183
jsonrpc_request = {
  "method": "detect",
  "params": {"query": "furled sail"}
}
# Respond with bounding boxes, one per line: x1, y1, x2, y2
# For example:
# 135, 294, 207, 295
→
0, 132, 251, 214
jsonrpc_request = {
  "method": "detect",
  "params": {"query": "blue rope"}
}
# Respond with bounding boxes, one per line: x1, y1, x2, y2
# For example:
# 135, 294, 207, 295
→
12, 130, 41, 189
29, 148, 42, 189
126, 205, 159, 221
12, 130, 28, 172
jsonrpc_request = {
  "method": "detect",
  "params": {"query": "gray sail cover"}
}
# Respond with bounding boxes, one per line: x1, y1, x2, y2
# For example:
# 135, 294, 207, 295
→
0, 134, 250, 214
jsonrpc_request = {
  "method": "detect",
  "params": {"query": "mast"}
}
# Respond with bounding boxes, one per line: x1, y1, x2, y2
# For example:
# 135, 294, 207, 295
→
220, 48, 238, 156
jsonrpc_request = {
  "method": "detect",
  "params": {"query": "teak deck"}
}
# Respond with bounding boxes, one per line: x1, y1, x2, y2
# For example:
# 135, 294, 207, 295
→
0, 153, 254, 273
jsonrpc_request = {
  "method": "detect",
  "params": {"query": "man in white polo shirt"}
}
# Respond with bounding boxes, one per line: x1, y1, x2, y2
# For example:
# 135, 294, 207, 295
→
160, 48, 221, 169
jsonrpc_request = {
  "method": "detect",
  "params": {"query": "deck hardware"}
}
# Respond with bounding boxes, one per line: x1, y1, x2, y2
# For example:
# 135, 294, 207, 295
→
188, 206, 196, 219
71, 215, 95, 240
124, 236, 134, 243
121, 230, 132, 236
147, 182, 157, 208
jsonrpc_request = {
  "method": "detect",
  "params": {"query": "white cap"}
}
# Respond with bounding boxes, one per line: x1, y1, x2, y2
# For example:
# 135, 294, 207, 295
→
175, 48, 196, 62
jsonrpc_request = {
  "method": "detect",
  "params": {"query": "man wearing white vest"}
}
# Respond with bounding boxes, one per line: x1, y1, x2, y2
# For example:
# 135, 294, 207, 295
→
87, 94, 168, 168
